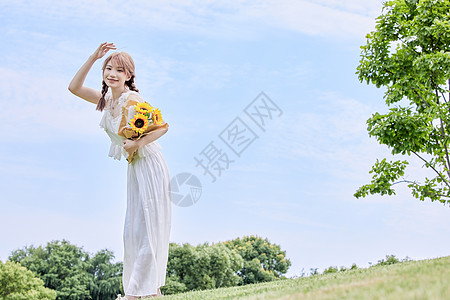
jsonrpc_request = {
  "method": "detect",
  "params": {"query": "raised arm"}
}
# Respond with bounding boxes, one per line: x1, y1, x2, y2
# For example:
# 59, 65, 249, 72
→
68, 42, 117, 104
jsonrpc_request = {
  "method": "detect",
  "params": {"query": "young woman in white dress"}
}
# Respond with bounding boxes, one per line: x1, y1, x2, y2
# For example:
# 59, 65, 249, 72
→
68, 42, 172, 299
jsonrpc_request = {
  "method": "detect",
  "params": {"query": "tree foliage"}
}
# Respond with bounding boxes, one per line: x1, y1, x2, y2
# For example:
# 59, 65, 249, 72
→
0, 260, 57, 300
355, 0, 450, 204
163, 242, 244, 294
6, 236, 291, 297
373, 254, 409, 266
322, 264, 358, 275
85, 249, 123, 300
222, 235, 292, 284
163, 235, 292, 295
8, 240, 123, 300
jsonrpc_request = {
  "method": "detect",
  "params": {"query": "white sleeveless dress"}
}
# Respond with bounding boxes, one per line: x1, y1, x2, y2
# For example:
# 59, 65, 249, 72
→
99, 90, 172, 296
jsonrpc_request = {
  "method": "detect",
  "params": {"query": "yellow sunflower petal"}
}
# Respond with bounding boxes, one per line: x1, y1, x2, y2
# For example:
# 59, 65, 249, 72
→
135, 102, 154, 115
152, 108, 164, 125
129, 113, 150, 134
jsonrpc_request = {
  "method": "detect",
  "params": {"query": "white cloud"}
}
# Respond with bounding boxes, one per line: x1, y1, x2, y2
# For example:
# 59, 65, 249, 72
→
0, 208, 125, 262
264, 90, 441, 191
0, 67, 104, 141
269, 91, 374, 162
255, 0, 382, 38
309, 0, 382, 16
0, 155, 72, 182
2, 0, 384, 39
236, 199, 341, 230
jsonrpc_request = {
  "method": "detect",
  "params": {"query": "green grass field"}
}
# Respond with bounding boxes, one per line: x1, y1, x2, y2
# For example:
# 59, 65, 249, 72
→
163, 256, 450, 299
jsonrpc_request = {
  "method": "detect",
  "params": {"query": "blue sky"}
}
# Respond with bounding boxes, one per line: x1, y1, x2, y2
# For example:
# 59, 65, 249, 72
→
1, 0, 450, 277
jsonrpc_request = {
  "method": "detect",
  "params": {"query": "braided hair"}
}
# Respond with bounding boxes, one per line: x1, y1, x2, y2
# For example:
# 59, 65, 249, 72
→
125, 75, 139, 93
96, 52, 139, 111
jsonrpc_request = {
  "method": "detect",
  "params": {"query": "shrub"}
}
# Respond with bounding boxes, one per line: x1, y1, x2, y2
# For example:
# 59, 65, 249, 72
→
0, 260, 57, 300
222, 235, 292, 284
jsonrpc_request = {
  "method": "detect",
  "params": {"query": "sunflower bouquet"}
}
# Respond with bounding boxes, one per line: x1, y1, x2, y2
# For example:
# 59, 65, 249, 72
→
118, 96, 168, 163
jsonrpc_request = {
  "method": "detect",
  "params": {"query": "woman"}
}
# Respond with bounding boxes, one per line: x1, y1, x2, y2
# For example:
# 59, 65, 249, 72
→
68, 42, 172, 299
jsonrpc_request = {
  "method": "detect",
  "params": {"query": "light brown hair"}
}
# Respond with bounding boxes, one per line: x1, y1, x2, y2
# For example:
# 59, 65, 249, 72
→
96, 52, 139, 111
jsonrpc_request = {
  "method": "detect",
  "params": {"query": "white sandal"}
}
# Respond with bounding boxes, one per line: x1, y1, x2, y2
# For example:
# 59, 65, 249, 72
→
116, 292, 162, 299
115, 295, 133, 300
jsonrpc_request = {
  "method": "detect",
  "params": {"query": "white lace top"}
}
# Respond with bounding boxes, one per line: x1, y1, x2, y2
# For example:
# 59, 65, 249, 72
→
99, 90, 162, 161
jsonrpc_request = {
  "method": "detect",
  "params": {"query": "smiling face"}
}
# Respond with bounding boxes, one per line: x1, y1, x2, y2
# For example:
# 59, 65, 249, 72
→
102, 52, 135, 91
103, 62, 130, 90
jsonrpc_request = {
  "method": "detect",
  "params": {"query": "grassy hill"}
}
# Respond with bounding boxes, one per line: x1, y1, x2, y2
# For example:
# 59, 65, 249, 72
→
163, 255, 450, 299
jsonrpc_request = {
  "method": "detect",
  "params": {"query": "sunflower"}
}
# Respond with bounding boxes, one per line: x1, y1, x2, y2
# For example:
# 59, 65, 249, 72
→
135, 102, 153, 115
152, 108, 164, 125
129, 113, 150, 134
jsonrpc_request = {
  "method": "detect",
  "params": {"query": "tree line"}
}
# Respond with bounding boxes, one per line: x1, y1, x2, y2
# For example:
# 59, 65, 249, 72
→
0, 235, 291, 299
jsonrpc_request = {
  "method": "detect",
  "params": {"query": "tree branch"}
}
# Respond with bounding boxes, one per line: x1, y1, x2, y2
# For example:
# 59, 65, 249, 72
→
411, 150, 450, 188
413, 89, 430, 108
392, 179, 450, 201
438, 116, 450, 175
434, 84, 450, 177
448, 79, 450, 111
439, 89, 448, 104
391, 179, 416, 185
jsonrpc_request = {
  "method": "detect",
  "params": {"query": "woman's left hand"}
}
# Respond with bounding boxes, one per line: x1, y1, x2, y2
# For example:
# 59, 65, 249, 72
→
123, 139, 139, 156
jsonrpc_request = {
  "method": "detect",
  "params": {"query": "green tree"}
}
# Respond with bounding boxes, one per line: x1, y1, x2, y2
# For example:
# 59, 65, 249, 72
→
322, 266, 339, 274
163, 242, 243, 294
373, 254, 411, 266
354, 0, 450, 203
9, 240, 123, 300
222, 235, 291, 284
85, 249, 123, 300
0, 260, 57, 300
322, 264, 357, 275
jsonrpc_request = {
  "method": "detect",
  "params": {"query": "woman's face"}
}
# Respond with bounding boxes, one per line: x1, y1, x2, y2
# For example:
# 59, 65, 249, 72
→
103, 62, 130, 90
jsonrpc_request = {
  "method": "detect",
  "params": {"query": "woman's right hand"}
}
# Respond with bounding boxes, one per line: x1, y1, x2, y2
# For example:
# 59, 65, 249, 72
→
91, 42, 117, 60
68, 42, 116, 103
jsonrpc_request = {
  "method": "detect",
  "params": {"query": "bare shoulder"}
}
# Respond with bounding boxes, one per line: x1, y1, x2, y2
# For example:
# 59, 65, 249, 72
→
121, 91, 140, 108
126, 91, 143, 102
